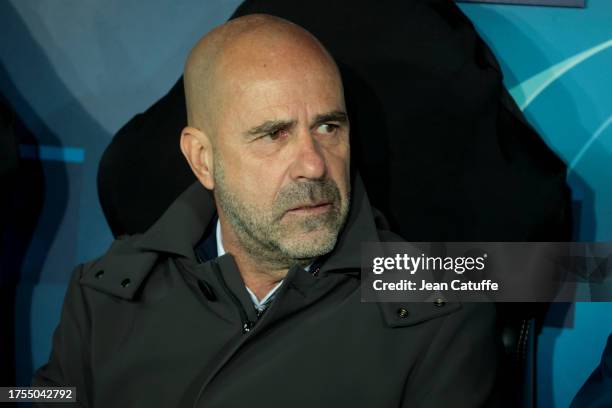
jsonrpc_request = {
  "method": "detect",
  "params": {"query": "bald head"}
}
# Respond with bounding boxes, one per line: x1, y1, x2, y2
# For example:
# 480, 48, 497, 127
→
183, 14, 342, 136
180, 14, 351, 273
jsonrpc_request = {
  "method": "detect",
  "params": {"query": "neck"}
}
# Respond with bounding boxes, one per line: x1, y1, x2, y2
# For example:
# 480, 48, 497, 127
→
218, 218, 290, 300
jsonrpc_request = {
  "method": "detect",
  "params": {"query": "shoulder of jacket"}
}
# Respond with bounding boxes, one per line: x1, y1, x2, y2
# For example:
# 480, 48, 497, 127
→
78, 234, 164, 300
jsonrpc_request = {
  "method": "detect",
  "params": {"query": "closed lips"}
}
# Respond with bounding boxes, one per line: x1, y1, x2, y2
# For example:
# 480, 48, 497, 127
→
287, 202, 331, 211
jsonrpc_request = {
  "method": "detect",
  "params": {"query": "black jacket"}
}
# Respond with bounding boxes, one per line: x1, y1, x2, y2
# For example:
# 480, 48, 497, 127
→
34, 177, 502, 407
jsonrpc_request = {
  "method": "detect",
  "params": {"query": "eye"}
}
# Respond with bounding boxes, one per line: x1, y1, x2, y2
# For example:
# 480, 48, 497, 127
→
316, 123, 339, 135
262, 127, 289, 141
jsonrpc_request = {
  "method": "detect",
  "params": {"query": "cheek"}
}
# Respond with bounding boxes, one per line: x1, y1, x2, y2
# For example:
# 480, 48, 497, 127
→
227, 156, 286, 204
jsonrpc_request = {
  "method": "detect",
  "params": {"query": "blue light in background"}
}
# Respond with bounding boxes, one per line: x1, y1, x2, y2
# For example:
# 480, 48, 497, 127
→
18, 144, 85, 163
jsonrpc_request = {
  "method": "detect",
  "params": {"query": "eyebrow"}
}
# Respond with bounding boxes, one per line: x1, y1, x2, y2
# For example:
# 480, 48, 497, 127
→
246, 110, 348, 136
246, 119, 296, 136
245, 110, 349, 137
311, 111, 349, 128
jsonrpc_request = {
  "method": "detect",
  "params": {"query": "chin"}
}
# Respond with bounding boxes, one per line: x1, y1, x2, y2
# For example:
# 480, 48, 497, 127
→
280, 227, 339, 259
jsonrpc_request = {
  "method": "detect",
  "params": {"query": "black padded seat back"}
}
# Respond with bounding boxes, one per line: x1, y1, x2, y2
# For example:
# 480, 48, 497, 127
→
99, 0, 570, 242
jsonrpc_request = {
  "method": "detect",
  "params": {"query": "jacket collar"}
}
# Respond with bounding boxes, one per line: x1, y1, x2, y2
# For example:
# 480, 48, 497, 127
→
85, 174, 462, 324
133, 181, 215, 260
133, 173, 380, 271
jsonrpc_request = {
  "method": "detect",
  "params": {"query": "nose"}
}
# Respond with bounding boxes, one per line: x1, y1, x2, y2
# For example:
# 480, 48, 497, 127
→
288, 128, 326, 181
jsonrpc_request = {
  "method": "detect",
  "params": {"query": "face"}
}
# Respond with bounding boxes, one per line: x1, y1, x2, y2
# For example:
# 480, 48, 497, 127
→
211, 56, 351, 266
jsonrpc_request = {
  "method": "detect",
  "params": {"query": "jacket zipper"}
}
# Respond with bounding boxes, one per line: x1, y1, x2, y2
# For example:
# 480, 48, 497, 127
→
311, 257, 324, 277
210, 259, 321, 333
211, 259, 255, 334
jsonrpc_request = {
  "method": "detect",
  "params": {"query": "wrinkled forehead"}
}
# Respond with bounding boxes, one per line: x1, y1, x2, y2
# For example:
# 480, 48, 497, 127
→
220, 61, 344, 104
184, 15, 347, 130
187, 19, 346, 136
214, 65, 346, 136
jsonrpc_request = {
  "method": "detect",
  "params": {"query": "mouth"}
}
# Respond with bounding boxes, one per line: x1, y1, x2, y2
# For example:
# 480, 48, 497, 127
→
285, 202, 332, 215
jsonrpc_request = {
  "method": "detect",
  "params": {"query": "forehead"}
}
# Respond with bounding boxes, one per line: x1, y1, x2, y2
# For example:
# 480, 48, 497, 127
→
217, 62, 345, 125
243, 74, 341, 107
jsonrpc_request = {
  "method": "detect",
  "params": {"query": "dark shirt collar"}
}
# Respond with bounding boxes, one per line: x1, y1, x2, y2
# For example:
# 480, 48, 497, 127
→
194, 216, 218, 263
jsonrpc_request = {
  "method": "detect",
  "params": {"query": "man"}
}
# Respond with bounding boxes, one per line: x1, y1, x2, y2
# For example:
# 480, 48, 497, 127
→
34, 15, 501, 407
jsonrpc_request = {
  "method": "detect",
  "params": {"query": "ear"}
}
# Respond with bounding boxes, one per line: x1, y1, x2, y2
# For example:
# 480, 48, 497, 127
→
180, 126, 215, 190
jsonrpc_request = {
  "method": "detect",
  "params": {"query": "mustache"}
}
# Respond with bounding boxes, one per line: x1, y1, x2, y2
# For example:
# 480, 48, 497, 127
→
273, 179, 341, 216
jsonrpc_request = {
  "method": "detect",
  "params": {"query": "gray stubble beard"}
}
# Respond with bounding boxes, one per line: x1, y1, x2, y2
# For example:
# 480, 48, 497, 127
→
213, 153, 350, 269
